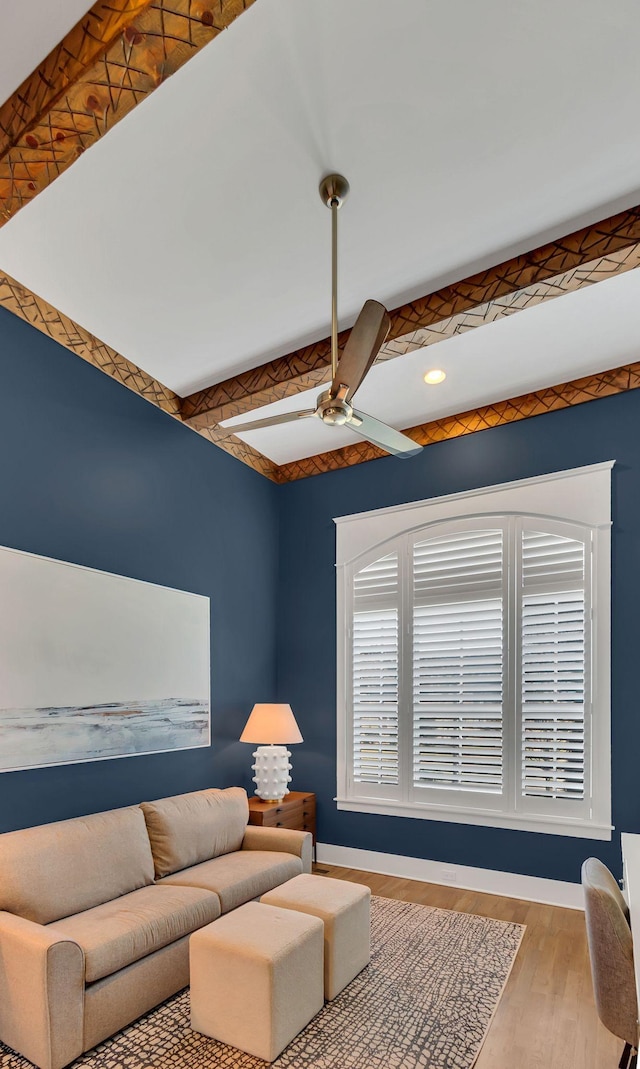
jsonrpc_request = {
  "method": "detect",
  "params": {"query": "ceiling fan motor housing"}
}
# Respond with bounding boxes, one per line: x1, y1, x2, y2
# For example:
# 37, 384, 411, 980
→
317, 388, 353, 426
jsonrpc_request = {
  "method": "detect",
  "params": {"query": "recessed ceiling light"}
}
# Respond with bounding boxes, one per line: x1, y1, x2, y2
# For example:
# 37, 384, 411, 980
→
423, 368, 446, 385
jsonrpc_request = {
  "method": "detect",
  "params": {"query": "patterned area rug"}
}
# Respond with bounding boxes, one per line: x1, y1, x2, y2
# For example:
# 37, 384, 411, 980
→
0, 896, 524, 1069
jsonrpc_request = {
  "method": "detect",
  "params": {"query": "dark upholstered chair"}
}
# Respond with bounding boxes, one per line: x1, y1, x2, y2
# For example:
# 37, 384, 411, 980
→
582, 857, 638, 1069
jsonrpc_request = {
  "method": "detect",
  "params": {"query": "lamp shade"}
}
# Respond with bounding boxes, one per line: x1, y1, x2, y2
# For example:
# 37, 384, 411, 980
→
239, 703, 303, 745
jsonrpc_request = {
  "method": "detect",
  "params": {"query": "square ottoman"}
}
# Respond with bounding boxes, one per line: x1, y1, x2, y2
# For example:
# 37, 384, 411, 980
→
261, 873, 370, 1000
190, 900, 324, 1062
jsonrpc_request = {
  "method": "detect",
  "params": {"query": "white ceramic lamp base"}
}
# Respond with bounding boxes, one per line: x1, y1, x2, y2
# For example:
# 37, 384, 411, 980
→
251, 744, 292, 802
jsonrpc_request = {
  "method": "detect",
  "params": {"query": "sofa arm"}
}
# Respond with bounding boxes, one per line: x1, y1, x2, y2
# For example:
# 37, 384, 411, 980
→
241, 826, 312, 874
0, 911, 84, 1069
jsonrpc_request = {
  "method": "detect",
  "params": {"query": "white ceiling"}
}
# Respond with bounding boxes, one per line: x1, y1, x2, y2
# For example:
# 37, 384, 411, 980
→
0, 1, 94, 107
0, 0, 639, 465
223, 268, 640, 464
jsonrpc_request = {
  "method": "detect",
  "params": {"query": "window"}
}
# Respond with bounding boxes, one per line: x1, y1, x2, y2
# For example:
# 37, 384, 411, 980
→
336, 463, 612, 839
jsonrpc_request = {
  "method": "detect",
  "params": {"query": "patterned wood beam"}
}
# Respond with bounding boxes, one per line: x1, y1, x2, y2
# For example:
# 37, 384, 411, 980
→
181, 205, 640, 427
0, 2, 149, 159
0, 0, 255, 226
375, 243, 640, 361
0, 270, 278, 480
193, 421, 279, 480
2, 265, 639, 485
274, 362, 640, 483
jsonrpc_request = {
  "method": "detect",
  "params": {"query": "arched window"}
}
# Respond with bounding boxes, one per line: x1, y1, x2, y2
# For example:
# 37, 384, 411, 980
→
336, 464, 611, 839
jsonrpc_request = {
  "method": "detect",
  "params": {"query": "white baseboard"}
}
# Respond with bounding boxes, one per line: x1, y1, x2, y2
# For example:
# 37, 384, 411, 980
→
315, 842, 584, 910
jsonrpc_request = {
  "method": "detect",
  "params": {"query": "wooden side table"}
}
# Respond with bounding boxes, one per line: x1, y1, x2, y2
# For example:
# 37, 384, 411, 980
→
247, 791, 316, 848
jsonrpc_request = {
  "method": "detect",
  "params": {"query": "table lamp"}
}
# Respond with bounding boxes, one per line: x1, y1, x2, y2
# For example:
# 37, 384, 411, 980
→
240, 703, 303, 802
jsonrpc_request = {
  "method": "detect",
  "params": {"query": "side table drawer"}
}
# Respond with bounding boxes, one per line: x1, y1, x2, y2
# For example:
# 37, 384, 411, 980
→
269, 802, 315, 832
248, 792, 317, 845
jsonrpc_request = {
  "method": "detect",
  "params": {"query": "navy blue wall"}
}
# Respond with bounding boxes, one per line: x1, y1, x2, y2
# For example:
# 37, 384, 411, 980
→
277, 390, 640, 884
4, 300, 640, 884
0, 307, 279, 831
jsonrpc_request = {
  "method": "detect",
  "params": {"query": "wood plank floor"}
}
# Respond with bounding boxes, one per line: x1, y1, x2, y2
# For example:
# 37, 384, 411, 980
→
315, 862, 622, 1069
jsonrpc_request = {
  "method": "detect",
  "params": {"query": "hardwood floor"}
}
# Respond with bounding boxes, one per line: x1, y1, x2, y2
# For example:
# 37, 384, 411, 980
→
315, 862, 622, 1069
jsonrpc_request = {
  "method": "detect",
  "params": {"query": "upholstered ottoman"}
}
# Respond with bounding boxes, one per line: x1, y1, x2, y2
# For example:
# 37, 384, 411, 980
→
189, 901, 324, 1062
261, 873, 370, 1000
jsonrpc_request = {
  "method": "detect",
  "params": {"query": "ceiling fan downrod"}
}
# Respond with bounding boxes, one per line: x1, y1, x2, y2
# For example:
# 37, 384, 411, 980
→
223, 173, 421, 460
319, 173, 350, 381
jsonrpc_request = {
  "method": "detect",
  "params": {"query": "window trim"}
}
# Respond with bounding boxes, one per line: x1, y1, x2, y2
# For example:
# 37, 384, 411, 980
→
334, 797, 613, 840
335, 462, 613, 841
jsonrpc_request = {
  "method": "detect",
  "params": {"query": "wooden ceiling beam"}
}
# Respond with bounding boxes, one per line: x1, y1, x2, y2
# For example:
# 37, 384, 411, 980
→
0, 2, 150, 161
2, 266, 639, 487
275, 362, 640, 483
0, 0, 256, 226
180, 205, 640, 428
0, 270, 278, 481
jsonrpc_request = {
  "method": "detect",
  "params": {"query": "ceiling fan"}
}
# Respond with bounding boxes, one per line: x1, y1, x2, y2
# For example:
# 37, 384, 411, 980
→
225, 174, 423, 459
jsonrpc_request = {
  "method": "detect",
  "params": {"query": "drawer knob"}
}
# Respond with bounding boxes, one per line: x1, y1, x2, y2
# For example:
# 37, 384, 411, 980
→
276, 821, 282, 827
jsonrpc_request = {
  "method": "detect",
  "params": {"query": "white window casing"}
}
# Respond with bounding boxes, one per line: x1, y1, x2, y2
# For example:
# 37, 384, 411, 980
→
335, 463, 613, 840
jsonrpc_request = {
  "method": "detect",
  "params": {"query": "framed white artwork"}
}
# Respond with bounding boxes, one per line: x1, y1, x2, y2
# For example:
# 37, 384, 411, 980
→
0, 544, 210, 772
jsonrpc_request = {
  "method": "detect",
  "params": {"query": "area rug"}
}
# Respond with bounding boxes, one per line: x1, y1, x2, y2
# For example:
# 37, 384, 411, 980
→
0, 896, 524, 1069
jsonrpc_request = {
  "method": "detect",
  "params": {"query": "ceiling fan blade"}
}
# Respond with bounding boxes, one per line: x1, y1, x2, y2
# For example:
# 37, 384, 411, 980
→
331, 300, 390, 400
348, 409, 422, 458
222, 410, 317, 436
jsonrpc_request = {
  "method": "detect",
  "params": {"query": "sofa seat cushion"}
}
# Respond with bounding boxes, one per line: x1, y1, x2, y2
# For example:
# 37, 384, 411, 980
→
49, 884, 220, 982
159, 850, 302, 913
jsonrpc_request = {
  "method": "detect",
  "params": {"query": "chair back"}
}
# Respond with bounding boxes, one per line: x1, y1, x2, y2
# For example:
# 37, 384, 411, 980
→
582, 857, 638, 1047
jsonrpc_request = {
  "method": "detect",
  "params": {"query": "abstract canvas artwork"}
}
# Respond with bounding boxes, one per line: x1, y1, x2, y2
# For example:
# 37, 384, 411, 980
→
0, 545, 210, 772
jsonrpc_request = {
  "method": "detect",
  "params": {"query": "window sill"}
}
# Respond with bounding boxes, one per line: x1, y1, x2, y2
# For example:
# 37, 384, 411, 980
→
335, 797, 613, 840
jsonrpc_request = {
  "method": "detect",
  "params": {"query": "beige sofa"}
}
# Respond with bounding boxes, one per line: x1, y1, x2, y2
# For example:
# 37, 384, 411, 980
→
0, 787, 311, 1069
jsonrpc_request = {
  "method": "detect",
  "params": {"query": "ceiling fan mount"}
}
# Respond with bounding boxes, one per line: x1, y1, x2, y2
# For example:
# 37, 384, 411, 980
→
224, 174, 423, 460
319, 172, 350, 210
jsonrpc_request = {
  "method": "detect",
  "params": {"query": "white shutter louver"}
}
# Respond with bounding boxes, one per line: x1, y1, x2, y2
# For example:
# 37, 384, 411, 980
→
352, 553, 399, 786
521, 531, 586, 801
412, 531, 504, 793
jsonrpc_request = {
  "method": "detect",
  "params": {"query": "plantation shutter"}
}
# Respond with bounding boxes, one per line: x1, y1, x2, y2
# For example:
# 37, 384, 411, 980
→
352, 553, 399, 787
412, 530, 504, 794
520, 530, 587, 802
338, 464, 610, 836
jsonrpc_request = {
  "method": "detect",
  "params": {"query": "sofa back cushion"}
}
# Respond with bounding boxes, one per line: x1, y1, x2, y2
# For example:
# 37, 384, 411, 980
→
0, 806, 155, 924
141, 787, 248, 878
